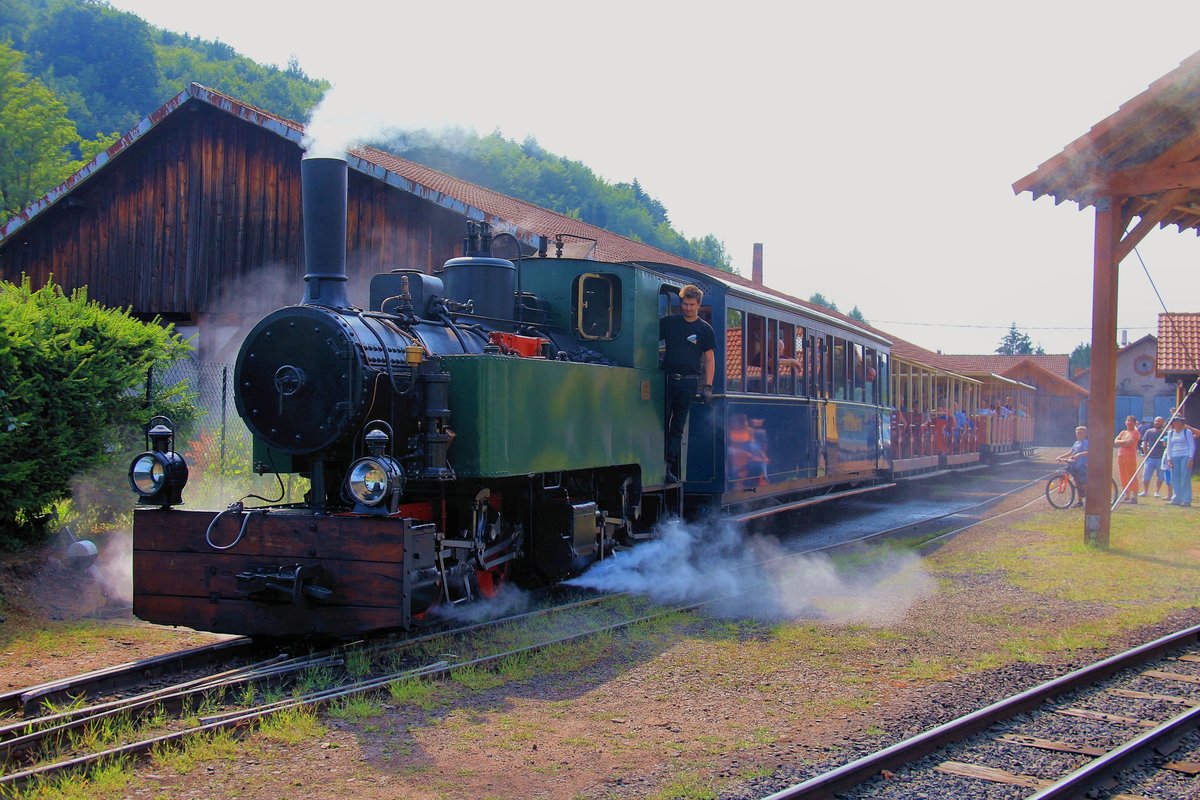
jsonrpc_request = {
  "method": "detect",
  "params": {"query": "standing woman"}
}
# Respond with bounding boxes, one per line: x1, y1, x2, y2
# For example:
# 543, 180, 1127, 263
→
1165, 417, 1196, 507
1114, 415, 1141, 503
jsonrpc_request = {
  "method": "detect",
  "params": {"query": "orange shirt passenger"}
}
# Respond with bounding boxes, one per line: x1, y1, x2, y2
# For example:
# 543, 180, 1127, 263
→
1114, 415, 1141, 503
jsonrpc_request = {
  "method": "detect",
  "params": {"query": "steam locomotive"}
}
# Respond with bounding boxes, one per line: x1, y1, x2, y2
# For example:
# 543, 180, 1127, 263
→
129, 156, 1006, 639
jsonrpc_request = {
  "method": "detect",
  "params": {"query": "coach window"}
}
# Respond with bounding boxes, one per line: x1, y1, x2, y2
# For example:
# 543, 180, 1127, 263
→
879, 354, 890, 406
810, 335, 822, 398
745, 314, 766, 393
792, 327, 806, 396
726, 309, 744, 392
778, 322, 796, 395
574, 273, 622, 340
832, 338, 847, 400
852, 344, 865, 402
864, 348, 878, 404
826, 335, 836, 398
766, 319, 778, 394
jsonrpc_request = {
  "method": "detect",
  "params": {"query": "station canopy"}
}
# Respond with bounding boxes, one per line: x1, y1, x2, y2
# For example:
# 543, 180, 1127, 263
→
1013, 50, 1200, 243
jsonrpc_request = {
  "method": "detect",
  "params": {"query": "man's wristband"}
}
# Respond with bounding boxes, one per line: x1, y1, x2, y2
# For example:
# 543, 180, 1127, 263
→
703, 384, 712, 389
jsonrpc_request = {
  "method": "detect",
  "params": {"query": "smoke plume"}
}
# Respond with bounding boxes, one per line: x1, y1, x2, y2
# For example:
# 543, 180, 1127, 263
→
567, 518, 933, 625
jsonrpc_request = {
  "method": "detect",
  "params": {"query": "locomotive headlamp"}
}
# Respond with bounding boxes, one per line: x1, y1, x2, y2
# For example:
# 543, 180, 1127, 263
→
128, 419, 189, 507
344, 427, 404, 514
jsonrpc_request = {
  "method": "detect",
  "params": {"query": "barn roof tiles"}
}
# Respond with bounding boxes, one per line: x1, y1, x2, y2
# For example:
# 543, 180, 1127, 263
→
932, 353, 1070, 377
1157, 313, 1200, 373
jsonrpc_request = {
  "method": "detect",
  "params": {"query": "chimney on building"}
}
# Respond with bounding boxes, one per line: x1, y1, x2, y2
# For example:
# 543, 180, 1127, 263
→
752, 243, 763, 285
1121, 329, 1128, 347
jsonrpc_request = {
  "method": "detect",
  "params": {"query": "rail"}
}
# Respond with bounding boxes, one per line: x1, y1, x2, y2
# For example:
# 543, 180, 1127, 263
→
762, 623, 1200, 799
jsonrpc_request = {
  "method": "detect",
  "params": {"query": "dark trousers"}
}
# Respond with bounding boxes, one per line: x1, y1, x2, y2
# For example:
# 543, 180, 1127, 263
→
665, 375, 698, 471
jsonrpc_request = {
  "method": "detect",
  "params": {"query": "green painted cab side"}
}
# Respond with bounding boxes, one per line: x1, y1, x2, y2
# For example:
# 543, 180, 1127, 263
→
516, 259, 668, 371
442, 354, 665, 481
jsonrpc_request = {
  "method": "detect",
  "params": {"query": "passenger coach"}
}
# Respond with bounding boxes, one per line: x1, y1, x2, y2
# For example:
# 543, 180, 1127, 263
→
646, 268, 895, 522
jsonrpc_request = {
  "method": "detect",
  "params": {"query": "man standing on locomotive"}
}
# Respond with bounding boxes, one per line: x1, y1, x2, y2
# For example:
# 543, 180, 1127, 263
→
660, 284, 716, 485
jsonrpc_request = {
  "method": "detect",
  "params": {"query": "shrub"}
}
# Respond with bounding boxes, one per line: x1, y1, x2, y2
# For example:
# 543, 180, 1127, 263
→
0, 275, 196, 547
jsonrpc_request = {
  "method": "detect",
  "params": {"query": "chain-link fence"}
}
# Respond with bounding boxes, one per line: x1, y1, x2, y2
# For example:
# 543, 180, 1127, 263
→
149, 360, 306, 509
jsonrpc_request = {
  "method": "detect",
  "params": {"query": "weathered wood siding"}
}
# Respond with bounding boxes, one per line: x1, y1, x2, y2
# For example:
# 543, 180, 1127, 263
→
0, 100, 465, 319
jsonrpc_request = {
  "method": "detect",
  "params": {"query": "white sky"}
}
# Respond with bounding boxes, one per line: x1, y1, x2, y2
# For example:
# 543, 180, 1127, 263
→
107, 0, 1200, 355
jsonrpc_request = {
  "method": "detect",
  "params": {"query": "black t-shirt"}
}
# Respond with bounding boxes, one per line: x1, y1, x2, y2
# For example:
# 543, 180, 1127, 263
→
1144, 426, 1166, 458
659, 314, 716, 377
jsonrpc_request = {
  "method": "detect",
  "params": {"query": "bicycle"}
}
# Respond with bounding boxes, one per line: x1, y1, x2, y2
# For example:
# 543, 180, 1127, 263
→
1045, 459, 1119, 509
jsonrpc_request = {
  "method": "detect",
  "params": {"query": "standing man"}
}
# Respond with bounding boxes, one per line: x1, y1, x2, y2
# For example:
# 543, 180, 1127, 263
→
1139, 416, 1168, 498
659, 285, 715, 484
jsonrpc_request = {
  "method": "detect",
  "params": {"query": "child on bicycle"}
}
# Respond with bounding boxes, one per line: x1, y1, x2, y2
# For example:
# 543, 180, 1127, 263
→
1056, 426, 1089, 507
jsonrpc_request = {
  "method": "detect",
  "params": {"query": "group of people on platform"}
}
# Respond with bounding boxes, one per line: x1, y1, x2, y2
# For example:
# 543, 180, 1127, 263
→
1060, 409, 1197, 508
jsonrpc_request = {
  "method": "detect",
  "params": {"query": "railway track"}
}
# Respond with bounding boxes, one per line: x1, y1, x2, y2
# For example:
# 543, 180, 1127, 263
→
0, 467, 1057, 793
0, 588, 674, 791
762, 624, 1200, 800
0, 636, 255, 717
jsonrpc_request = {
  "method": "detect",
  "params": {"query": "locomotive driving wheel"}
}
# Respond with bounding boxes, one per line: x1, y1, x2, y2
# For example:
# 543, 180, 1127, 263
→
470, 487, 514, 600
474, 562, 509, 599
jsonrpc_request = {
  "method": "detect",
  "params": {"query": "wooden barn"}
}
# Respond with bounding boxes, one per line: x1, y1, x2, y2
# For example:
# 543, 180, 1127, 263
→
0, 83, 711, 362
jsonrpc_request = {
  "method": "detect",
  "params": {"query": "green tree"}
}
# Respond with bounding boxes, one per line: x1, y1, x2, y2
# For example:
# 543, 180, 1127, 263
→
23, 0, 162, 138
808, 293, 839, 312
996, 322, 1035, 355
0, 41, 110, 218
0, 276, 195, 546
1069, 342, 1091, 375
155, 32, 327, 123
373, 128, 734, 272
0, 0, 38, 41
848, 306, 868, 323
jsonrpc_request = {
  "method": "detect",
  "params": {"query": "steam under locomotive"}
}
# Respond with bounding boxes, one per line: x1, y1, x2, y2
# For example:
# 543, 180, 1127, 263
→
129, 155, 1018, 639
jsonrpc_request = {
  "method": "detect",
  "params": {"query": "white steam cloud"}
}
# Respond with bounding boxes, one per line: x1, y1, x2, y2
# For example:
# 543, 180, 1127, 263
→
302, 82, 383, 158
429, 581, 531, 625
92, 531, 134, 607
301, 82, 488, 160
568, 518, 933, 625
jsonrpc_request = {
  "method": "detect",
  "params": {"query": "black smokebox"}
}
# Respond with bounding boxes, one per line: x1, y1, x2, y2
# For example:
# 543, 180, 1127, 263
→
301, 156, 351, 309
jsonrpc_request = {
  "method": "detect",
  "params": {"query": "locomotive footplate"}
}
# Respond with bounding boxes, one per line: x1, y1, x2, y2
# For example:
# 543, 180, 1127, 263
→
236, 564, 334, 606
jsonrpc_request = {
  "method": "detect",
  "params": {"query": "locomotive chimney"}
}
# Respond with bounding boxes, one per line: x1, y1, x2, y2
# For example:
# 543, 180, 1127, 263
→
301, 156, 351, 309
752, 243, 763, 285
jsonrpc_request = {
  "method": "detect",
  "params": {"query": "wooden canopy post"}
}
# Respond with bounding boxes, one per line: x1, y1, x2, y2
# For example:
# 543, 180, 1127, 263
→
1083, 196, 1122, 547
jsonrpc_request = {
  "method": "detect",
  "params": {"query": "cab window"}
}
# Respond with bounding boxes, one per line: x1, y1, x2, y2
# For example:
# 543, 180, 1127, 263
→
574, 273, 622, 340
657, 285, 681, 318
